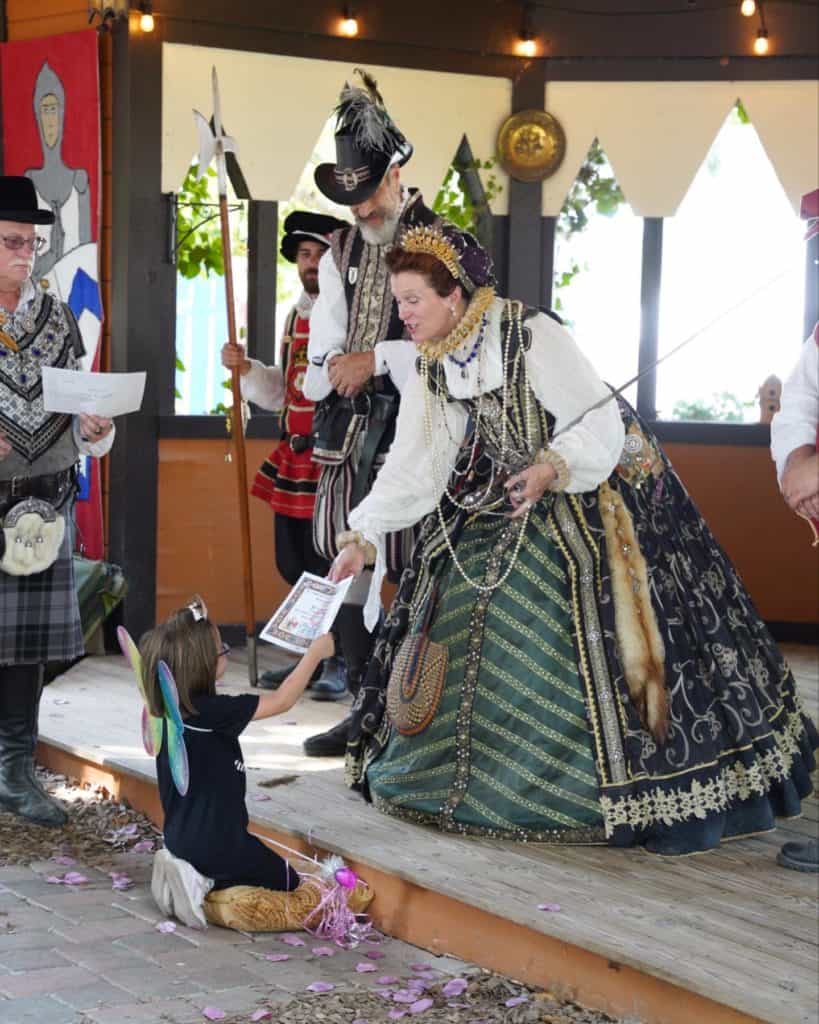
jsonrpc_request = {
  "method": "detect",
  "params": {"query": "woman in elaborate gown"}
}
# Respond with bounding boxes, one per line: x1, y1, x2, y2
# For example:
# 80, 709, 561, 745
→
329, 224, 817, 856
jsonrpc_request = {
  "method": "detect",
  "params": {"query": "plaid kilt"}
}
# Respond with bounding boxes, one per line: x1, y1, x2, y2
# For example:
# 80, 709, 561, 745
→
0, 503, 84, 665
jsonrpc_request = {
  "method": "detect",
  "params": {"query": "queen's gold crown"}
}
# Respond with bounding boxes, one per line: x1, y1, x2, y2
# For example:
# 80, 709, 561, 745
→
399, 225, 462, 281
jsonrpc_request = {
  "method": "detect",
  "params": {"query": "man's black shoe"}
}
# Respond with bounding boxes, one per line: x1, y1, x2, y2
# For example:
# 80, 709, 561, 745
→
777, 839, 819, 873
310, 657, 348, 702
258, 662, 321, 691
303, 716, 351, 757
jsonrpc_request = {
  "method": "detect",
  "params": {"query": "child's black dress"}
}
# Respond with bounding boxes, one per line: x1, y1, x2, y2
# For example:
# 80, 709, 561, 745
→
157, 693, 298, 891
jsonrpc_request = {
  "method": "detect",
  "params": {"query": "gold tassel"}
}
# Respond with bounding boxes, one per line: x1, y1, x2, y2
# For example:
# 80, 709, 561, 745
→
599, 482, 669, 743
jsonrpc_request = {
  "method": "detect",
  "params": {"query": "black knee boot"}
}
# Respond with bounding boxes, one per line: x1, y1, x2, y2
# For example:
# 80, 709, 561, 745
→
0, 664, 68, 827
303, 604, 377, 757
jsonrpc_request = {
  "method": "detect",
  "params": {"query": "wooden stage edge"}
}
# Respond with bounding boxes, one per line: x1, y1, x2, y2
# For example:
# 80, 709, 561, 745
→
37, 739, 766, 1024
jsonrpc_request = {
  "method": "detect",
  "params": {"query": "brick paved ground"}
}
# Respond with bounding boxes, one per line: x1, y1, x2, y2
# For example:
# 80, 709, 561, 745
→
0, 853, 478, 1024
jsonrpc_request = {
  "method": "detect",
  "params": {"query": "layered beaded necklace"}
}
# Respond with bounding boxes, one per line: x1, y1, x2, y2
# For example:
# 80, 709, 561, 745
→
420, 295, 535, 594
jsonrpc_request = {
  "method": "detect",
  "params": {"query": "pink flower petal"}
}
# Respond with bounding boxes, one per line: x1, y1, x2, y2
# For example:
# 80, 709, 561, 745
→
537, 902, 562, 912
250, 1012, 272, 1021
505, 995, 529, 1007
392, 990, 418, 1004
442, 978, 468, 997
264, 953, 290, 962
355, 962, 377, 973
407, 979, 427, 991
251, 794, 272, 802
409, 963, 431, 972
51, 855, 76, 865
45, 876, 62, 884
202, 1009, 226, 1021
409, 998, 433, 1014
133, 840, 154, 853
377, 975, 399, 985
306, 981, 335, 993
447, 1003, 468, 1009
156, 921, 177, 933
365, 949, 386, 959
312, 946, 335, 957
62, 872, 88, 886
281, 934, 306, 947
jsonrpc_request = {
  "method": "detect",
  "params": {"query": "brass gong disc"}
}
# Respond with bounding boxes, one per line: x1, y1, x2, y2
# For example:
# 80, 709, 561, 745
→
497, 109, 566, 183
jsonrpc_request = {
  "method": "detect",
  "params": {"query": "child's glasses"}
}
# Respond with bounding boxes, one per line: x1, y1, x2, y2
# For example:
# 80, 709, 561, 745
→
0, 234, 47, 253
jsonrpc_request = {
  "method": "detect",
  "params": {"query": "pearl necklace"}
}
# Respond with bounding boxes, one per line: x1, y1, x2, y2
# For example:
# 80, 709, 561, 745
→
421, 299, 534, 594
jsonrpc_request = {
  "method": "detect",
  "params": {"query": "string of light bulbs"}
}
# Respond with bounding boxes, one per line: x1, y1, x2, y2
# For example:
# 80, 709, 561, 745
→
332, 0, 797, 57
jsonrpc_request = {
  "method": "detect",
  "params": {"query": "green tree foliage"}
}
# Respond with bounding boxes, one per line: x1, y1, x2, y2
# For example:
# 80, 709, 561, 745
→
671, 391, 752, 423
175, 164, 225, 280
553, 139, 626, 315
433, 158, 503, 240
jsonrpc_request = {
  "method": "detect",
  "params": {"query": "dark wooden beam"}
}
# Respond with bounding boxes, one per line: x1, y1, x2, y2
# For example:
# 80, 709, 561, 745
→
108, 20, 170, 640
637, 218, 663, 420
247, 200, 278, 367
508, 61, 549, 308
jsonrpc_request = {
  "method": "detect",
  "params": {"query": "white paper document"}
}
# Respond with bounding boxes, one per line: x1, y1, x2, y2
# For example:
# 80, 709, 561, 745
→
42, 367, 147, 417
260, 572, 353, 655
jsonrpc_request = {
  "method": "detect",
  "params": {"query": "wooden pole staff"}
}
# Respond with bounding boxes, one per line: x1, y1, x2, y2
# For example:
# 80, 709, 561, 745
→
194, 68, 258, 685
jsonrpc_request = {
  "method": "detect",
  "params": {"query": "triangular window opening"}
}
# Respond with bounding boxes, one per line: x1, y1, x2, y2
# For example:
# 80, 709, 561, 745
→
552, 139, 642, 401
174, 158, 249, 415
657, 100, 805, 423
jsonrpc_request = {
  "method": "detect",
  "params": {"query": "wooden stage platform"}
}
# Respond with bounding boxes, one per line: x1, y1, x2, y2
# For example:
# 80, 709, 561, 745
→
34, 644, 818, 1024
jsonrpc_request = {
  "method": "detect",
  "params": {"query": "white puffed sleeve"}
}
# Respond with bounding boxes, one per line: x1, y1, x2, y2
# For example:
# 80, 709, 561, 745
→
524, 314, 624, 492
240, 359, 284, 411
771, 332, 819, 480
304, 249, 347, 401
348, 365, 468, 628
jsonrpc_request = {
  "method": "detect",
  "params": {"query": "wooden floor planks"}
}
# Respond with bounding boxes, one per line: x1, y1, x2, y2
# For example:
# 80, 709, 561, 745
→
36, 643, 818, 1024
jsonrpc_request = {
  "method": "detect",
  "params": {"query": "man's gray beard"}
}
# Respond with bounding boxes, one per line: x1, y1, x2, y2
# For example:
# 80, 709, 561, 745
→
358, 210, 400, 246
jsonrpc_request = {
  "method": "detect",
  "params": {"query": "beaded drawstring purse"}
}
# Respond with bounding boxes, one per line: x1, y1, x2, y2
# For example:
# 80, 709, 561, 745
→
386, 586, 447, 736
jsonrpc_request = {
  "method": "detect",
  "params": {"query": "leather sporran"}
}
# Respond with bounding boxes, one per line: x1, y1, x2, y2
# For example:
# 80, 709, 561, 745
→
386, 587, 447, 737
311, 391, 369, 466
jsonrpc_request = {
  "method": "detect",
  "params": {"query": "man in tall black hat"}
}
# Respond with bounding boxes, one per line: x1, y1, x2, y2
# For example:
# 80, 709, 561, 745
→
0, 176, 114, 826
222, 209, 348, 696
302, 70, 444, 756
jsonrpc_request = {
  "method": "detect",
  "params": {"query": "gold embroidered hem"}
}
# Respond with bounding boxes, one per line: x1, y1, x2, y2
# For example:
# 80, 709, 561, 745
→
415, 286, 495, 361
599, 706, 811, 837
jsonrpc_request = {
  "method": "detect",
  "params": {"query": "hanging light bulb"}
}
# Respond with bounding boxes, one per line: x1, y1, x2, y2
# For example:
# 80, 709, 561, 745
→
753, 27, 769, 54
516, 3, 538, 57
138, 0, 154, 31
340, 4, 358, 37
517, 33, 537, 58
740, 0, 756, 16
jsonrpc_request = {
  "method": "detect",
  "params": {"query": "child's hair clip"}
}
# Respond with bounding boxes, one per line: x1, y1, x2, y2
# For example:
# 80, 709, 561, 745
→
187, 595, 208, 622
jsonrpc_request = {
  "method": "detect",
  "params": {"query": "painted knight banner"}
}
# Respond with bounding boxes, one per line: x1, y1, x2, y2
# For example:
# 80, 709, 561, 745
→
0, 29, 105, 559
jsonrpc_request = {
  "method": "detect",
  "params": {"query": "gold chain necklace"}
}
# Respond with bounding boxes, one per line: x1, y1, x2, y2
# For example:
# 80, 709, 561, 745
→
416, 286, 495, 362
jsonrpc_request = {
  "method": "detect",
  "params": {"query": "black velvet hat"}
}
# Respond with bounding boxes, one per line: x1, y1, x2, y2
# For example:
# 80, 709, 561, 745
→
315, 69, 413, 207
280, 211, 349, 262
0, 176, 55, 225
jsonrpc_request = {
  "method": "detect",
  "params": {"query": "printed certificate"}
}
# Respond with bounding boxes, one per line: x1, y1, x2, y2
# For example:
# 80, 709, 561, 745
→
260, 572, 353, 654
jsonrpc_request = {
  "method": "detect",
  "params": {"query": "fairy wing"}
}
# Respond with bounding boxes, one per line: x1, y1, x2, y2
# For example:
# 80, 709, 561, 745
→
157, 660, 190, 796
116, 626, 163, 757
